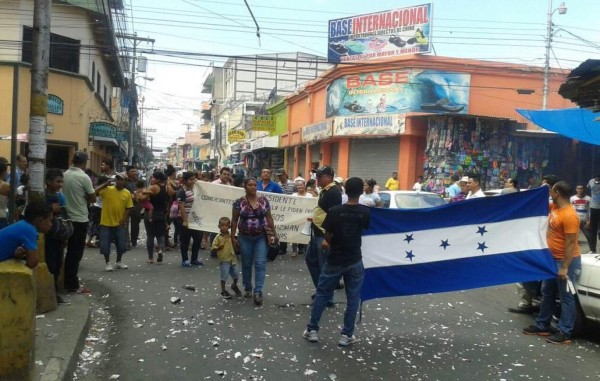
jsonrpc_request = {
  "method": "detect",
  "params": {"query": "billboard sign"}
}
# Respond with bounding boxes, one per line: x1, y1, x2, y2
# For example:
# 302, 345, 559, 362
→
228, 130, 246, 142
333, 114, 406, 136
328, 3, 432, 63
301, 119, 333, 142
252, 115, 275, 132
326, 69, 470, 118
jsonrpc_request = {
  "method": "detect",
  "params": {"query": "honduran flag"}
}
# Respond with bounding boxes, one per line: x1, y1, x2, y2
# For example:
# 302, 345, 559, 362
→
361, 187, 557, 301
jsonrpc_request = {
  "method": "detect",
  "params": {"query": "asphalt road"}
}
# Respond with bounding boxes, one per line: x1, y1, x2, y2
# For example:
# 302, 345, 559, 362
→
73, 238, 600, 381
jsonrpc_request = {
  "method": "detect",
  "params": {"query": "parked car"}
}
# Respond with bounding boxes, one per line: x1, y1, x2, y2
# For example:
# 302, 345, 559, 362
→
379, 190, 447, 209
574, 253, 600, 334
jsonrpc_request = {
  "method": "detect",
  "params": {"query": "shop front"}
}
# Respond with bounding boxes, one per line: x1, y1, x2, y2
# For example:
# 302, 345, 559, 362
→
88, 121, 122, 171
248, 136, 282, 176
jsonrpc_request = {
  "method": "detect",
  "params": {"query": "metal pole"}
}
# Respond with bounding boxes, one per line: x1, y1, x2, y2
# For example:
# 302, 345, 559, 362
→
28, 0, 50, 199
8, 65, 19, 223
128, 37, 136, 165
543, 0, 553, 110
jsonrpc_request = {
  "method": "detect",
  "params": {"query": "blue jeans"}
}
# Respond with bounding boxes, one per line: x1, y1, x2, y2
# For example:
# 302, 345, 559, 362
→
307, 260, 365, 337
220, 261, 240, 282
100, 225, 127, 262
536, 257, 582, 337
238, 234, 267, 295
305, 234, 330, 289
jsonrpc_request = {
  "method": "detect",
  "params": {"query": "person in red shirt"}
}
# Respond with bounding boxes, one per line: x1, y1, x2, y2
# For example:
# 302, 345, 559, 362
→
523, 181, 581, 344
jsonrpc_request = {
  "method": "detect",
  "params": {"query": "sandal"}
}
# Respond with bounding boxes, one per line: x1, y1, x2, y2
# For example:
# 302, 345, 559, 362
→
157, 251, 163, 263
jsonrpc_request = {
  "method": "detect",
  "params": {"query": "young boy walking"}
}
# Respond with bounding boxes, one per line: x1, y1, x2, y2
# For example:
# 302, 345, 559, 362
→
211, 217, 242, 299
303, 177, 371, 346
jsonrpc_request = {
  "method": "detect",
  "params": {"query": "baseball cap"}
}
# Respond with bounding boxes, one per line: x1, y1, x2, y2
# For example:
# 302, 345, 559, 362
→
72, 151, 88, 164
316, 166, 334, 178
460, 176, 469, 183
334, 176, 344, 184
115, 172, 127, 180
275, 168, 286, 176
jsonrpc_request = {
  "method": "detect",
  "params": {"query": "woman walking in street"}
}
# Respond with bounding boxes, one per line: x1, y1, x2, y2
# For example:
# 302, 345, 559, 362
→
142, 172, 170, 263
231, 177, 277, 306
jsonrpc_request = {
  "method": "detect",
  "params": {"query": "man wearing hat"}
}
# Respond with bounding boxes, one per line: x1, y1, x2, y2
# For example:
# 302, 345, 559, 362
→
306, 166, 342, 305
95, 172, 133, 271
63, 151, 97, 293
451, 176, 469, 202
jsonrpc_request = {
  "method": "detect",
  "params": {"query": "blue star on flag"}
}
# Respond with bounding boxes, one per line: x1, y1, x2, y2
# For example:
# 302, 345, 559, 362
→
405, 250, 415, 262
477, 226, 488, 236
440, 239, 450, 250
404, 234, 414, 244
477, 242, 488, 253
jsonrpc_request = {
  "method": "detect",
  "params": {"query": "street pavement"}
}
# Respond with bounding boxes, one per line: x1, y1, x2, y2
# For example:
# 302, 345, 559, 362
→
36, 232, 600, 381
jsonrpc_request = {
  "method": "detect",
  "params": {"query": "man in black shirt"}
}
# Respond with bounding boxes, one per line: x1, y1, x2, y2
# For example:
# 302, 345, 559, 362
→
303, 177, 370, 346
305, 166, 342, 304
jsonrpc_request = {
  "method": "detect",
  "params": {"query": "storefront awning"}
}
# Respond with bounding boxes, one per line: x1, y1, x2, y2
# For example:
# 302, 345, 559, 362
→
516, 108, 600, 145
92, 136, 118, 146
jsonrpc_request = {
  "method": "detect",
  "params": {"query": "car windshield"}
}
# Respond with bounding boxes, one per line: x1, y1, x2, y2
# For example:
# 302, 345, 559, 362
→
391, 193, 446, 209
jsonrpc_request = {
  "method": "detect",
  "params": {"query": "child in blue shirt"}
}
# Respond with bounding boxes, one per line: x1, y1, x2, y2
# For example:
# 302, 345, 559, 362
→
0, 200, 53, 268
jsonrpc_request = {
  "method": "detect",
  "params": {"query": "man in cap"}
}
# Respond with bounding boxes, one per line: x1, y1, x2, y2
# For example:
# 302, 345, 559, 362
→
63, 151, 97, 293
95, 172, 133, 271
306, 166, 342, 305
451, 176, 469, 202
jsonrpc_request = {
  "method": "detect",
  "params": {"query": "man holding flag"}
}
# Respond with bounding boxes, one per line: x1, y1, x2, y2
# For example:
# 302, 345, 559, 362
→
523, 181, 581, 344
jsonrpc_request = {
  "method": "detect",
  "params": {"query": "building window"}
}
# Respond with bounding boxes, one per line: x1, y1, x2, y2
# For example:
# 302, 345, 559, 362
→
97, 73, 101, 94
92, 62, 95, 86
103, 85, 107, 105
22, 26, 80, 73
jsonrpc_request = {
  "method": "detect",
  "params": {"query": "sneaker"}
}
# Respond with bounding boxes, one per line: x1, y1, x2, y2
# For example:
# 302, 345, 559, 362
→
146, 259, 154, 264
546, 332, 572, 344
57, 294, 71, 306
303, 329, 319, 342
522, 325, 551, 336
243, 290, 252, 298
254, 293, 263, 306
191, 260, 204, 267
181, 260, 192, 267
67, 287, 92, 294
221, 290, 232, 299
157, 251, 163, 263
508, 306, 536, 314
231, 284, 242, 297
338, 334, 359, 346
115, 262, 128, 270
105, 263, 114, 272
587, 251, 596, 254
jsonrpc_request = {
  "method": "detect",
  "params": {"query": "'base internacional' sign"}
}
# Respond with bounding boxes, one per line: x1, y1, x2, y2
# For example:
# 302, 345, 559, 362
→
333, 114, 406, 136
188, 182, 316, 244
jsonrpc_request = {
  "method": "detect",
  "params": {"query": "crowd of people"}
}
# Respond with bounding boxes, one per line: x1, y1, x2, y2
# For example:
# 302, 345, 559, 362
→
0, 149, 596, 346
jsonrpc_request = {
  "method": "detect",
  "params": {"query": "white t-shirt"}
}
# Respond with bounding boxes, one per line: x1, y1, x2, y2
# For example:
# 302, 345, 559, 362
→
292, 192, 313, 198
466, 189, 485, 199
570, 195, 591, 222
359, 192, 381, 207
413, 182, 422, 191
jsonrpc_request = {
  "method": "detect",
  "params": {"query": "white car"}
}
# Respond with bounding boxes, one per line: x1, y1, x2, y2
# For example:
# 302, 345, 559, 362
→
379, 190, 447, 209
576, 253, 600, 328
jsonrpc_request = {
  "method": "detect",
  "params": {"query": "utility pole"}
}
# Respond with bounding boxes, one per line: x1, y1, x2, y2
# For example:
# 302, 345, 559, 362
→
28, 0, 51, 199
115, 33, 154, 165
183, 123, 194, 132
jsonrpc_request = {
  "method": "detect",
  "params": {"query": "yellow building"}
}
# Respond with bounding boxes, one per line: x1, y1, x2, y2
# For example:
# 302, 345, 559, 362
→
0, 0, 129, 171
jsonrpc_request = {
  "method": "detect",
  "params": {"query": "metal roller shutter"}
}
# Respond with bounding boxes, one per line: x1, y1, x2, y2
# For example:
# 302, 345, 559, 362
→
310, 143, 321, 165
330, 142, 339, 175
348, 137, 400, 186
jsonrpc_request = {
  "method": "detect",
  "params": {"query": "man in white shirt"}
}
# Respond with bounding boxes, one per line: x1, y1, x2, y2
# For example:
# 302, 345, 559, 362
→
571, 184, 592, 249
466, 173, 485, 199
212, 167, 232, 185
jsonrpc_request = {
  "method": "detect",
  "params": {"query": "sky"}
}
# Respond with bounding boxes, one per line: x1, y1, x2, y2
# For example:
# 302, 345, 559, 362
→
125, 0, 600, 151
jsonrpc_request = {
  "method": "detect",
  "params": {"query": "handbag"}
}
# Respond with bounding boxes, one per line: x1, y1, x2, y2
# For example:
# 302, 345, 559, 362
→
47, 207, 74, 241
264, 225, 279, 261
169, 200, 179, 219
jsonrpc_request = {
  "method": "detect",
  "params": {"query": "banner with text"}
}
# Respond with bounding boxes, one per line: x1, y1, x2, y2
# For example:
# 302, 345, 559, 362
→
333, 113, 406, 136
301, 118, 334, 143
188, 182, 316, 244
328, 3, 432, 63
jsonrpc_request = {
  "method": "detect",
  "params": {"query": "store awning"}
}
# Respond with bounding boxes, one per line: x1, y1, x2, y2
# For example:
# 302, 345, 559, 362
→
516, 108, 600, 145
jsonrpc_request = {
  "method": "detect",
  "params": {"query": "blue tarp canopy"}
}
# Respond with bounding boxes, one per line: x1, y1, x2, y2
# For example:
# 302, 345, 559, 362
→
517, 107, 600, 145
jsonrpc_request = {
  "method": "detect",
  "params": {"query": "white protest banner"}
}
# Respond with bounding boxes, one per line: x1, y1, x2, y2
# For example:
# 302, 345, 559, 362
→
188, 182, 316, 244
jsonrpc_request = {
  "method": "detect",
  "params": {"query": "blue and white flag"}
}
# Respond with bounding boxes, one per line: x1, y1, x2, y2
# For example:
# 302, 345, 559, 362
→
361, 187, 556, 301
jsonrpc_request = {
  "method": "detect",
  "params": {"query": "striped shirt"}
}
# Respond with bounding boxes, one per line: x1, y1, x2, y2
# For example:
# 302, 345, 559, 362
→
279, 179, 297, 195
176, 187, 195, 216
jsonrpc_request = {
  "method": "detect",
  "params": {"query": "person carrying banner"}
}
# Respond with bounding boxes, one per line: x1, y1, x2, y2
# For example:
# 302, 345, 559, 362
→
303, 177, 370, 346
306, 166, 342, 306
178, 172, 203, 267
231, 177, 278, 306
257, 168, 283, 194
523, 181, 581, 344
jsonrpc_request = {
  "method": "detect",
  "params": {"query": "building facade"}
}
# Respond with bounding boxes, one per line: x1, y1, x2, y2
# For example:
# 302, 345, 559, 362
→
0, 0, 130, 172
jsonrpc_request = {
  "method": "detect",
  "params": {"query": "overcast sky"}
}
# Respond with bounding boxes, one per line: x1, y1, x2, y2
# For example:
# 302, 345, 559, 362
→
126, 0, 600, 151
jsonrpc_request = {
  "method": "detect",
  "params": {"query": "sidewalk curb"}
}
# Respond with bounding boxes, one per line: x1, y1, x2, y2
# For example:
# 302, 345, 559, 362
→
35, 296, 91, 381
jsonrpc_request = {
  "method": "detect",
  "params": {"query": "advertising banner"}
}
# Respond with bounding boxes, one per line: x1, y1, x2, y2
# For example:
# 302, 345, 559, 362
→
188, 182, 315, 244
228, 130, 246, 142
89, 122, 117, 138
48, 94, 64, 115
301, 119, 333, 142
252, 115, 275, 132
333, 114, 406, 136
326, 69, 470, 118
328, 3, 432, 63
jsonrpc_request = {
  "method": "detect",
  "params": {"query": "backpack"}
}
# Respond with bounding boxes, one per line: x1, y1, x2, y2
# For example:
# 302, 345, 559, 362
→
47, 207, 74, 241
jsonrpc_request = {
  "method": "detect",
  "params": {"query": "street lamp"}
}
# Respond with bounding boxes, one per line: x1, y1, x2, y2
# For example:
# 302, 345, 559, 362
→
542, 0, 567, 110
